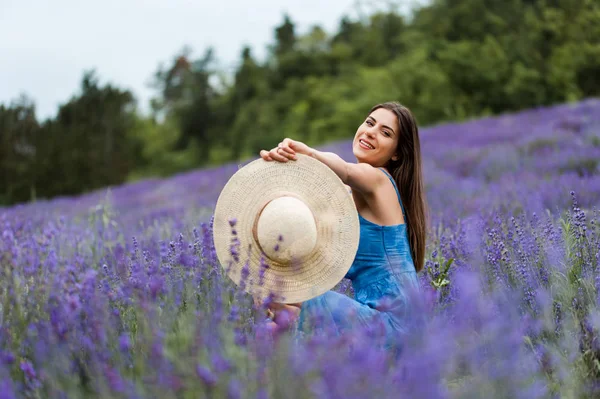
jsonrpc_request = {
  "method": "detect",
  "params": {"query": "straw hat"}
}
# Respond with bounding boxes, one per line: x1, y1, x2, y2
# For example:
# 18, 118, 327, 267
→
212, 154, 360, 304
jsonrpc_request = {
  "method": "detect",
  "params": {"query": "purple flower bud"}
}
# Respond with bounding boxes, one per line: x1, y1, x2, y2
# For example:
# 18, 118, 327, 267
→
119, 334, 131, 352
20, 360, 36, 380
234, 329, 247, 347
1, 351, 15, 365
0, 378, 16, 399
196, 365, 217, 387
227, 378, 241, 399
211, 353, 232, 373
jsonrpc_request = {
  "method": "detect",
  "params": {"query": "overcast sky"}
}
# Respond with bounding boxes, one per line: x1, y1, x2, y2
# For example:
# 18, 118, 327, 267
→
0, 0, 419, 120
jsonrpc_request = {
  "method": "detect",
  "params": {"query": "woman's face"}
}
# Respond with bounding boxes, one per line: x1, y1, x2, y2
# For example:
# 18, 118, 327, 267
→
352, 108, 400, 166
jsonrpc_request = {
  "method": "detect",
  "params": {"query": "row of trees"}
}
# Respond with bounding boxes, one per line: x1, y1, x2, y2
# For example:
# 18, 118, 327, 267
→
1, 0, 599, 206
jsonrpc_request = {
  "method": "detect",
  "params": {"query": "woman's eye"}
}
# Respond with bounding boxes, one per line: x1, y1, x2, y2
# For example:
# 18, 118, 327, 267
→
384, 132, 390, 137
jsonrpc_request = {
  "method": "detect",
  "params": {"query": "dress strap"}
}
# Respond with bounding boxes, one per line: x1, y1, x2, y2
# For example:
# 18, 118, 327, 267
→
378, 167, 407, 220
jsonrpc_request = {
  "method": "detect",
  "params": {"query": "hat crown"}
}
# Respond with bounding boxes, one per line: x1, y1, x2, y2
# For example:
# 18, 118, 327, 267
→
256, 196, 317, 264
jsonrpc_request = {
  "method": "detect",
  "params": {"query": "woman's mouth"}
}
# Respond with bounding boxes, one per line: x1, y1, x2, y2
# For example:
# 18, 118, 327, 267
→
359, 139, 375, 150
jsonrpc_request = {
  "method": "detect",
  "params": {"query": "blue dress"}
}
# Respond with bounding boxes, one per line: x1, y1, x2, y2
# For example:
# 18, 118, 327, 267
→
298, 168, 421, 348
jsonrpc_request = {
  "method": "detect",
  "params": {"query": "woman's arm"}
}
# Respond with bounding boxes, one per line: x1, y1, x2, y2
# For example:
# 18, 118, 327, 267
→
310, 150, 385, 195
261, 138, 385, 195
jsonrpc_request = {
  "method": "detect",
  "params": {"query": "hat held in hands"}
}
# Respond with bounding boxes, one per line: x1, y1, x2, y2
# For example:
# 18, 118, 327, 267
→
212, 154, 360, 304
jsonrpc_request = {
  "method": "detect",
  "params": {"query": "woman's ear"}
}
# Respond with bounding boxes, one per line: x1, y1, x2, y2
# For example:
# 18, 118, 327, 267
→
391, 153, 399, 161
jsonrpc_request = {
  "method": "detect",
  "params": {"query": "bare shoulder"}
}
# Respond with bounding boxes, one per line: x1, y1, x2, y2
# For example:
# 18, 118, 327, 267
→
345, 162, 388, 195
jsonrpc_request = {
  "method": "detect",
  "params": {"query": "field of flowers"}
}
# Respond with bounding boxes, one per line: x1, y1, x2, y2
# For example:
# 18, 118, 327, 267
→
1, 98, 600, 398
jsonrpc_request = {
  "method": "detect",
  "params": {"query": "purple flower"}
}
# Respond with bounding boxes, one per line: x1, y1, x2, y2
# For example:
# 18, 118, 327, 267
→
0, 379, 16, 399
1, 351, 15, 366
196, 365, 217, 387
105, 366, 126, 393
20, 360, 37, 381
227, 378, 241, 399
0, 97, 598, 397
211, 353, 232, 374
119, 334, 131, 352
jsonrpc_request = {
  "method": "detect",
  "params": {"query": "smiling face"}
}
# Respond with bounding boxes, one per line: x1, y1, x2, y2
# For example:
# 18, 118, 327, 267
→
352, 108, 400, 167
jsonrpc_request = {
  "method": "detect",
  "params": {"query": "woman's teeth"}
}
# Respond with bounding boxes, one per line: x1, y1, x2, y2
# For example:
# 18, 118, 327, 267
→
359, 139, 374, 149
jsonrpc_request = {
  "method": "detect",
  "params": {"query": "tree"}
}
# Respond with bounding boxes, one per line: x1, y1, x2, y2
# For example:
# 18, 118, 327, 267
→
0, 95, 39, 204
36, 70, 139, 198
274, 14, 297, 57
150, 48, 218, 161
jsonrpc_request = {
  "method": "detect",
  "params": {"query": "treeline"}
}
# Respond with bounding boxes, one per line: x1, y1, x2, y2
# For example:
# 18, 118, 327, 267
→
1, 0, 599, 206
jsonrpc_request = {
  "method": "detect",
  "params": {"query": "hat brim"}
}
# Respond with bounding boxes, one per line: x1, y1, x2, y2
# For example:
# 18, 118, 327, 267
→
212, 154, 360, 303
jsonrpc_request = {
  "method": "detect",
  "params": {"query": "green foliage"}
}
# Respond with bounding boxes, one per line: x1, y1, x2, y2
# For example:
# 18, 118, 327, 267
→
127, 116, 200, 179
1, 71, 141, 204
0, 95, 39, 204
430, 258, 454, 290
2, 0, 600, 205
559, 158, 600, 177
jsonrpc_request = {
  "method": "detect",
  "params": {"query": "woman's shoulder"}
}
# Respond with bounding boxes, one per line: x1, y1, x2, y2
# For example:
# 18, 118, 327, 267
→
345, 162, 389, 196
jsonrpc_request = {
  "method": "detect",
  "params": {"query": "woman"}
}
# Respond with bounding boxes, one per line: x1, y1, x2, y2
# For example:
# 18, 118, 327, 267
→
259, 102, 428, 346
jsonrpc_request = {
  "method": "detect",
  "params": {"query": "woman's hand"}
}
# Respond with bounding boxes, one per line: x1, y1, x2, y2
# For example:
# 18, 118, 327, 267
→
255, 296, 302, 332
260, 138, 313, 162
265, 302, 303, 331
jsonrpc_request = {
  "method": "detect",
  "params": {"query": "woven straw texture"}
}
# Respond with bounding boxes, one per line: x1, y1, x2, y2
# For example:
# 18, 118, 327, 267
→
212, 154, 360, 303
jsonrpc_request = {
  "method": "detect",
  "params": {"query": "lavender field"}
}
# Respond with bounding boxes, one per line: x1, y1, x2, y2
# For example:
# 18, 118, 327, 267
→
2, 98, 600, 398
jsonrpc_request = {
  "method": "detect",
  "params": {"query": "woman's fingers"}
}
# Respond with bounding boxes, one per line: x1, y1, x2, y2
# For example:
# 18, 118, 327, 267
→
259, 150, 273, 161
279, 140, 295, 153
277, 144, 297, 161
271, 145, 299, 162
278, 147, 297, 159
267, 302, 302, 319
279, 141, 297, 158
281, 138, 295, 150
261, 144, 297, 162
269, 148, 289, 162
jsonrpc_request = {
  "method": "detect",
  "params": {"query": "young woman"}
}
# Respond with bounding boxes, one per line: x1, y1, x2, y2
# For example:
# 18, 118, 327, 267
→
259, 102, 428, 345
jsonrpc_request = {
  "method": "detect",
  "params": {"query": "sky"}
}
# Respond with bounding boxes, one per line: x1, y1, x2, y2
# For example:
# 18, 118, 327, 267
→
0, 0, 416, 121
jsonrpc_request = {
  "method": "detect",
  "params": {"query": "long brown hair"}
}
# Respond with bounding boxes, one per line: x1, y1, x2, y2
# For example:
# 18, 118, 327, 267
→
370, 102, 428, 272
